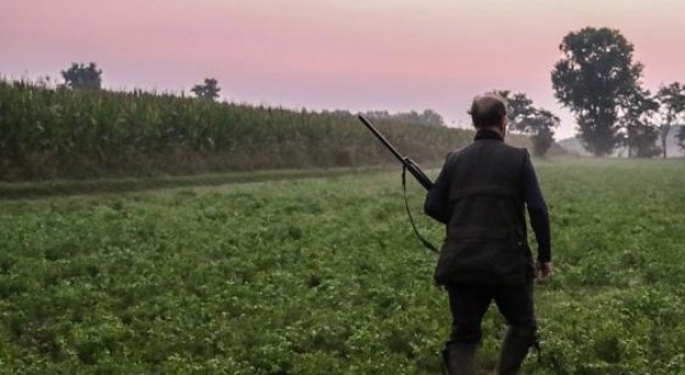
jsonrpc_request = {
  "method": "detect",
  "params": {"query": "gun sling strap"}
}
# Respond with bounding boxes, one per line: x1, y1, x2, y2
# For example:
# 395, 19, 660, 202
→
402, 165, 439, 255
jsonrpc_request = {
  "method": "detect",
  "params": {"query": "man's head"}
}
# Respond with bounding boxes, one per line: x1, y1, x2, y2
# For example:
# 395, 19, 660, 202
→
468, 93, 508, 135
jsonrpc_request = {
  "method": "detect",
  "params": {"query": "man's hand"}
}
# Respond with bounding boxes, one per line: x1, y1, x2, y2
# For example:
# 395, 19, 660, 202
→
536, 261, 553, 282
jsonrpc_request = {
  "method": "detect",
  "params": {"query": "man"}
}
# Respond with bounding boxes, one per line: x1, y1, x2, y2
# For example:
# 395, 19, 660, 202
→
424, 93, 552, 375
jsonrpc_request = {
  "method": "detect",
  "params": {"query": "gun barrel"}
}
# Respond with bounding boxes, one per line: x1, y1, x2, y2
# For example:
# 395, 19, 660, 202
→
358, 114, 434, 191
358, 115, 405, 164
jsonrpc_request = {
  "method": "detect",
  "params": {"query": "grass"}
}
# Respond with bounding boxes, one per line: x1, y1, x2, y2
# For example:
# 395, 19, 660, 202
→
1, 158, 684, 374
0, 165, 403, 200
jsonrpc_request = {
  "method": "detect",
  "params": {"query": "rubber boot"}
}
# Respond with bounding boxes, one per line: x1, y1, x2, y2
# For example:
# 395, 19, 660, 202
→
442, 342, 477, 375
497, 326, 536, 375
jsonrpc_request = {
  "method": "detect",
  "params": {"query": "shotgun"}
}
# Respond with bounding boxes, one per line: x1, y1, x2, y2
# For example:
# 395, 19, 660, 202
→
358, 114, 438, 254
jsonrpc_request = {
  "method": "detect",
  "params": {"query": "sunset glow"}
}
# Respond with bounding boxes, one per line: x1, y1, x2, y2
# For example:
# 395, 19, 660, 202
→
3, 0, 684, 138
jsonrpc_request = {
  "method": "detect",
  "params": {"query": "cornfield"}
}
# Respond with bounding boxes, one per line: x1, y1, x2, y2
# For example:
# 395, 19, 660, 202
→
0, 80, 498, 181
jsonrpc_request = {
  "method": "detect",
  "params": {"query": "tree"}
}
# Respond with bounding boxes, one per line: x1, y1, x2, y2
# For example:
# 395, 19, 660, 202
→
529, 110, 560, 157
61, 62, 102, 90
191, 78, 221, 101
497, 90, 560, 156
551, 27, 644, 156
497, 90, 537, 133
417, 109, 445, 127
656, 82, 685, 158
618, 88, 661, 158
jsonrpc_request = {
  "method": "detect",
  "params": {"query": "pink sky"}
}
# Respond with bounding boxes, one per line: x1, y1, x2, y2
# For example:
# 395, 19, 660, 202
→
2, 0, 685, 138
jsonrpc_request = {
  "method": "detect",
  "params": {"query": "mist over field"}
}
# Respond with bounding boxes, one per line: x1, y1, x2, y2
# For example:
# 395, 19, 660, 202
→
559, 125, 685, 158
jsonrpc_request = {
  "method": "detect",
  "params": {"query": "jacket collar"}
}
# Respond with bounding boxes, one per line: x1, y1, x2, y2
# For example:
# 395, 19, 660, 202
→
474, 129, 504, 141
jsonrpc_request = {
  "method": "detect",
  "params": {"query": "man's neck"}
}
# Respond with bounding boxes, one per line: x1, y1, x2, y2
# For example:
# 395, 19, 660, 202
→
484, 125, 505, 138
475, 126, 505, 141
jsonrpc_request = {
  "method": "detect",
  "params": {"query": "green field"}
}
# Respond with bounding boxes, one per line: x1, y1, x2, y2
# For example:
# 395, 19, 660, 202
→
1, 159, 685, 374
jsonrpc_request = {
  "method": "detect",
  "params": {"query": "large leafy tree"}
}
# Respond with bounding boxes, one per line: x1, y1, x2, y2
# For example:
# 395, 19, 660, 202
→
656, 82, 685, 158
191, 78, 221, 101
551, 27, 644, 156
61, 62, 102, 90
618, 89, 661, 158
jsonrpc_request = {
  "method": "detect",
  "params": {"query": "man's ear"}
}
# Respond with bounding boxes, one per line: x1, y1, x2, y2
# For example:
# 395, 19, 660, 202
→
500, 121, 508, 138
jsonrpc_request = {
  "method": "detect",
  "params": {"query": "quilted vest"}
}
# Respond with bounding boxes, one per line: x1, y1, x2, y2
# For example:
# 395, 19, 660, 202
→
434, 139, 534, 285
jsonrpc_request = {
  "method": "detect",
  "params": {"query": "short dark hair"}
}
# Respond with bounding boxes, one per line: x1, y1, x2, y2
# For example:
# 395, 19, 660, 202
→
468, 93, 507, 128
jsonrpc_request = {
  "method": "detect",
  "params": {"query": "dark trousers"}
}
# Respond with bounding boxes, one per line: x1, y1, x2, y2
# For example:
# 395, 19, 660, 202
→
446, 282, 536, 345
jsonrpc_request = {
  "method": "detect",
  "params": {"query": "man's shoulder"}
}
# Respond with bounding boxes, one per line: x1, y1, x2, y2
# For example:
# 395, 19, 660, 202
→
491, 140, 526, 152
446, 142, 529, 164
444, 144, 472, 164
504, 143, 530, 157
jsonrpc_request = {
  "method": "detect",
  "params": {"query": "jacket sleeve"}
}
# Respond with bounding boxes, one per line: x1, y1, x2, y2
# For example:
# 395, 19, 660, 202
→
521, 152, 551, 262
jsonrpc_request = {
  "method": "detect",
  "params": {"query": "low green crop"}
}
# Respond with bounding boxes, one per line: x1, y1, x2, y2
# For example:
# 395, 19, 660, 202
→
1, 159, 684, 374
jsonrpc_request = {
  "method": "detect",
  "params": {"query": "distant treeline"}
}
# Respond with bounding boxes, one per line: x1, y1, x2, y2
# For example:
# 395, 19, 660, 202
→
0, 80, 524, 182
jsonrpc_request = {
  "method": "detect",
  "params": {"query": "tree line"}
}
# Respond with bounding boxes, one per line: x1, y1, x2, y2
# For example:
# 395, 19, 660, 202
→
552, 27, 685, 158
55, 27, 685, 160
59, 63, 560, 157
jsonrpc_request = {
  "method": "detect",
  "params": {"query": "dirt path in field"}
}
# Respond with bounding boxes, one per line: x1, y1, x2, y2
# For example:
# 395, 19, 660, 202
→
0, 166, 398, 200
